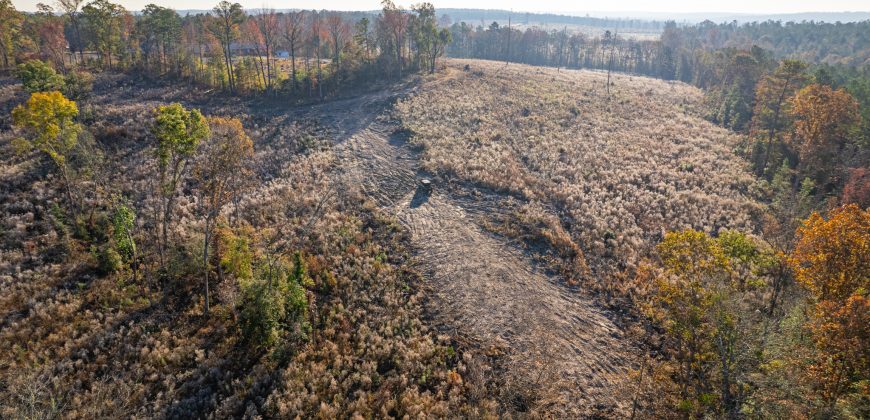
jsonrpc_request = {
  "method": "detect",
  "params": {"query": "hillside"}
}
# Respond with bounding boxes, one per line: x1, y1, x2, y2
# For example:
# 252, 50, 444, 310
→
397, 60, 760, 279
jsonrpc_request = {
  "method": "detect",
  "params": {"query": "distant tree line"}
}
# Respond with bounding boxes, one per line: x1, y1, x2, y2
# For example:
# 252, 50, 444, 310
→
439, 8, 667, 32
0, 0, 451, 99
665, 19, 870, 67
447, 23, 676, 78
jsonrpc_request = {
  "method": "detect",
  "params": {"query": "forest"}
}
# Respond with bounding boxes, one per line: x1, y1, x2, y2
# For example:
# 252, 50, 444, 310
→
0, 0, 868, 417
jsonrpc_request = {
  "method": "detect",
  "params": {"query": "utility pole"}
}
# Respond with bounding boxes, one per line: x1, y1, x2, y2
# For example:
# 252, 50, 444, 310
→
607, 29, 616, 97
506, 10, 511, 64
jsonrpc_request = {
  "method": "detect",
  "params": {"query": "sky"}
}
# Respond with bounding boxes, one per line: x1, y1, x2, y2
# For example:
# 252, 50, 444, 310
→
12, 0, 870, 14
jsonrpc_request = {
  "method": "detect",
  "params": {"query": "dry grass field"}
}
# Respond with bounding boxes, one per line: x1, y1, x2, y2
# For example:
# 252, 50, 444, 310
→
397, 59, 762, 281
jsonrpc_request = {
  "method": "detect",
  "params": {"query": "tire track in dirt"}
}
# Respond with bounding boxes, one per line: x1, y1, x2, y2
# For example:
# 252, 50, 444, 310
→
327, 91, 635, 416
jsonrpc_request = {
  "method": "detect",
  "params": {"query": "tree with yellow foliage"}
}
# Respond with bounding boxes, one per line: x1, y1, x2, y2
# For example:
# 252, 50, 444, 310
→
11, 91, 83, 213
788, 204, 869, 412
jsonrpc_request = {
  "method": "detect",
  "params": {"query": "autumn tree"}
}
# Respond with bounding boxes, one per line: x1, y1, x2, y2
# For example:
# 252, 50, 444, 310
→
750, 59, 807, 176
151, 103, 209, 266
193, 117, 253, 316
0, 0, 22, 68
841, 167, 870, 208
788, 84, 861, 186
240, 19, 266, 90
32, 4, 68, 68
208, 1, 245, 92
652, 229, 773, 417
11, 91, 83, 213
280, 10, 304, 92
788, 205, 869, 413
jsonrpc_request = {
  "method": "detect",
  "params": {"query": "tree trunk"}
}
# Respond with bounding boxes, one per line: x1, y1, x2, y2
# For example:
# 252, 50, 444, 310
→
203, 218, 211, 316
74, 20, 85, 65
265, 45, 272, 93
58, 164, 79, 219
290, 43, 297, 92
759, 78, 794, 176
317, 45, 323, 100
395, 33, 402, 77
223, 46, 234, 92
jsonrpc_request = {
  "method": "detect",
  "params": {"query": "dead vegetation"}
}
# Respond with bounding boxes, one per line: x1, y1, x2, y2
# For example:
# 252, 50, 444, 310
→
396, 59, 762, 298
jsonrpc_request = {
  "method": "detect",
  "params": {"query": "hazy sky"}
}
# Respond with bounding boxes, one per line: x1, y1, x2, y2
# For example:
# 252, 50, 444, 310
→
12, 0, 870, 14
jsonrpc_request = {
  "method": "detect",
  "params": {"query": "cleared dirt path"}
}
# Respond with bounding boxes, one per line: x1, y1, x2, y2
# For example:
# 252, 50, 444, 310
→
322, 86, 636, 415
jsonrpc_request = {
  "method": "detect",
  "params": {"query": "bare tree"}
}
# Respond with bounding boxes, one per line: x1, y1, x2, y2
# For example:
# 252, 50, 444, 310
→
280, 10, 304, 93
309, 12, 324, 100
325, 13, 350, 85
255, 8, 279, 93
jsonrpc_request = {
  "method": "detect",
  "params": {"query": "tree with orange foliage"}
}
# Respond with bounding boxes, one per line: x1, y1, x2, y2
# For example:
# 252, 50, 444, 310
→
33, 4, 68, 69
788, 204, 869, 412
194, 117, 254, 316
788, 84, 861, 184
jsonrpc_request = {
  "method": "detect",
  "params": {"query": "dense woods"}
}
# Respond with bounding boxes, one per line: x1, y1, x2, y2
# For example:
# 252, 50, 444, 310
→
0, 0, 867, 417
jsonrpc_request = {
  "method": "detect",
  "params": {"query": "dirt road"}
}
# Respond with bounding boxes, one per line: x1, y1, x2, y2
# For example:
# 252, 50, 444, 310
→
319, 82, 636, 416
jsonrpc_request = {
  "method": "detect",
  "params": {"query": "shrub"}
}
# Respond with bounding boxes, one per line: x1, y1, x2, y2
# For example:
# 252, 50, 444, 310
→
239, 252, 310, 350
16, 60, 65, 93
63, 70, 94, 100
239, 277, 284, 348
93, 244, 122, 274
111, 202, 136, 263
